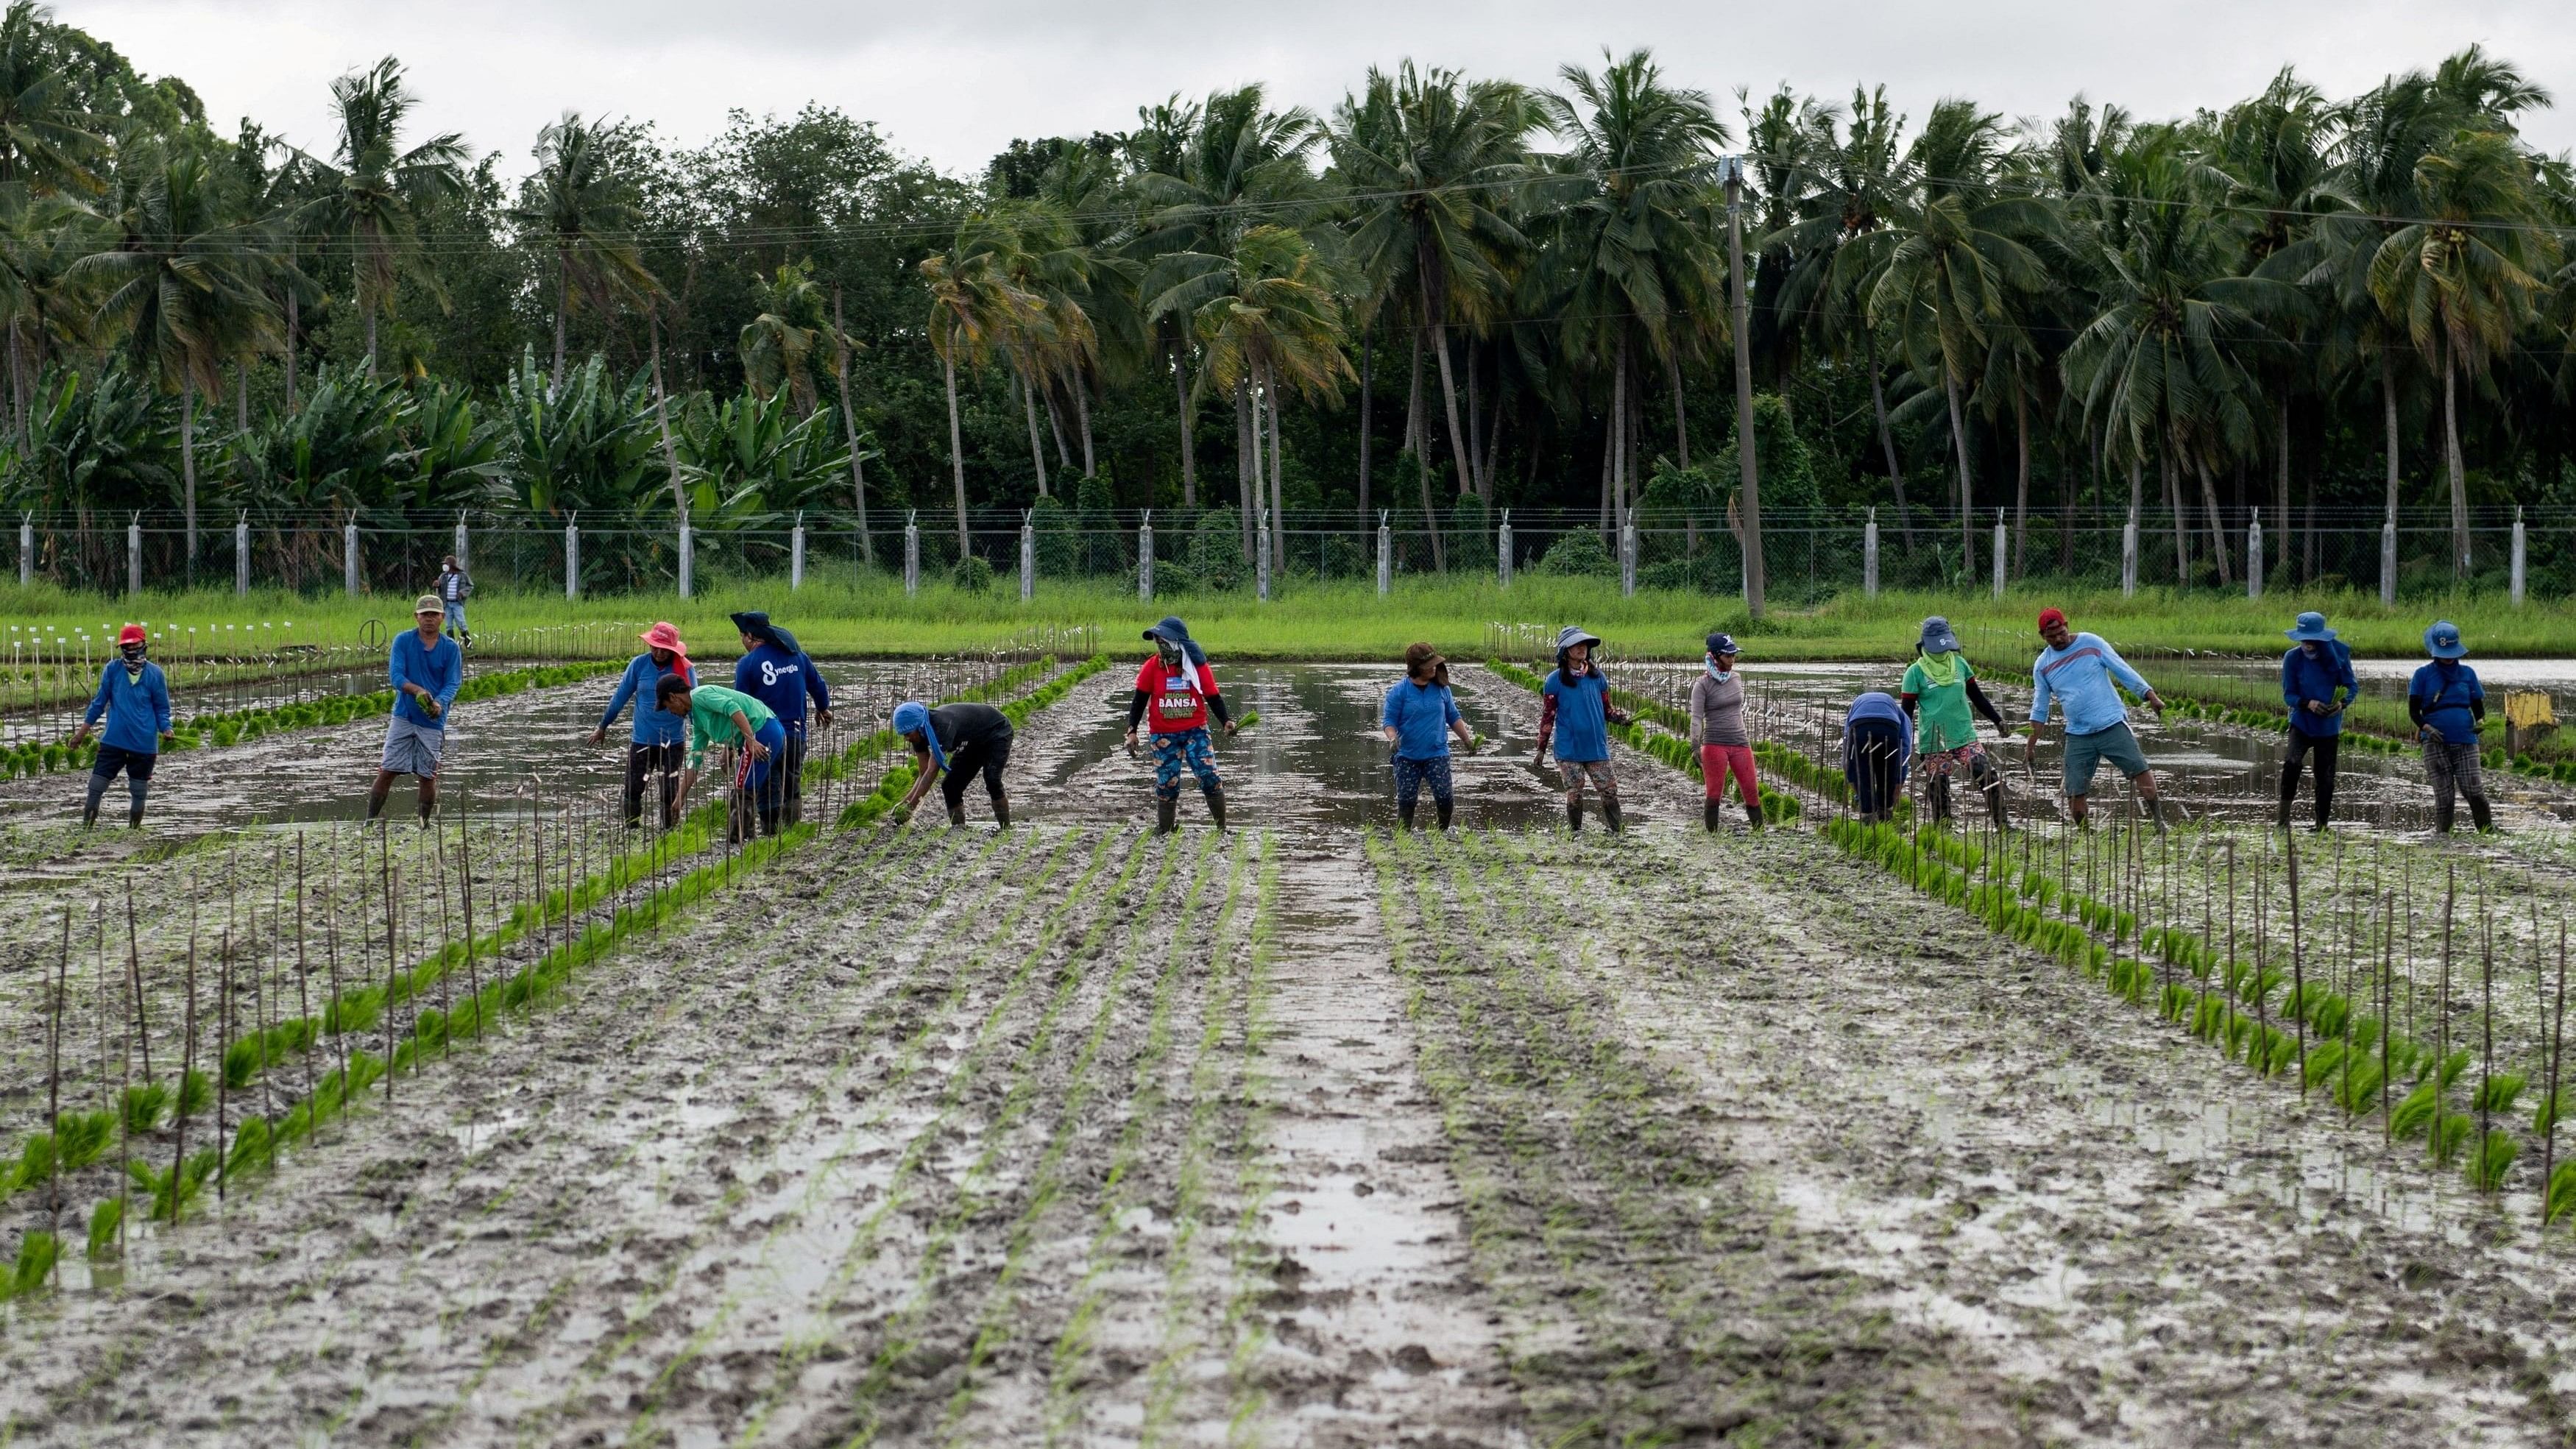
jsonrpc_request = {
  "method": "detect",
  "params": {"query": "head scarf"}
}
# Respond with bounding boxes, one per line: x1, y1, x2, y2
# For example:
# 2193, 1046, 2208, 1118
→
1913, 651, 1966, 688
892, 701, 946, 772
731, 611, 801, 655
1144, 616, 1206, 665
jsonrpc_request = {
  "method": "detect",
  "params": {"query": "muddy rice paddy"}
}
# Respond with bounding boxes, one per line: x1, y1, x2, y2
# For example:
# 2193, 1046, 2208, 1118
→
5, 654, 2576, 1446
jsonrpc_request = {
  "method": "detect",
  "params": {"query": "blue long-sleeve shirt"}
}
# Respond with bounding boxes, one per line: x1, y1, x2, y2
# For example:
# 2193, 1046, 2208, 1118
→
388, 628, 463, 730
1844, 692, 1913, 783
599, 653, 693, 745
733, 644, 829, 731
2029, 632, 2151, 737
84, 660, 171, 755
2281, 642, 2357, 737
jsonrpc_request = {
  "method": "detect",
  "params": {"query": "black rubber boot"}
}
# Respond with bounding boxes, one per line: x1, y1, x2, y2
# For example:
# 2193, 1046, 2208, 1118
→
1702, 800, 1722, 832
2470, 795, 2494, 832
1398, 800, 1418, 830
2274, 796, 2293, 832
1566, 800, 1583, 834
1156, 797, 1178, 835
1203, 784, 1227, 830
2143, 796, 2168, 834
993, 795, 1011, 829
127, 779, 149, 829
1435, 798, 1453, 831
1928, 776, 1950, 823
1983, 783, 2008, 833
82, 773, 107, 829
1744, 798, 1764, 831
1602, 798, 1624, 835
946, 802, 966, 828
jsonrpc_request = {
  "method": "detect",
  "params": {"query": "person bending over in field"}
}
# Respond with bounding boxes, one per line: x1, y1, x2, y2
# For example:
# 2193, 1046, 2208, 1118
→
369, 595, 463, 826
732, 610, 832, 832
1125, 616, 1234, 834
71, 624, 172, 829
2279, 611, 2357, 833
1533, 626, 1631, 835
657, 673, 783, 843
2410, 620, 2493, 835
1690, 631, 1760, 832
1900, 614, 2014, 831
891, 698, 1014, 828
2023, 606, 2167, 830
592, 622, 695, 829
1842, 691, 1912, 823
1382, 642, 1476, 830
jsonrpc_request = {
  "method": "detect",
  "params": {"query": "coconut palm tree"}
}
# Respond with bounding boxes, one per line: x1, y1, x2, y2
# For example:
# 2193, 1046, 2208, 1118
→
737, 258, 841, 415
506, 112, 660, 390
921, 233, 1041, 552
302, 57, 466, 373
0, 1, 102, 196
72, 147, 277, 571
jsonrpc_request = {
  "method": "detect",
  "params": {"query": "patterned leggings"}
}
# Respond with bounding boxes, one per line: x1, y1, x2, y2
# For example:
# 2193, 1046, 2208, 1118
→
2422, 737, 2491, 832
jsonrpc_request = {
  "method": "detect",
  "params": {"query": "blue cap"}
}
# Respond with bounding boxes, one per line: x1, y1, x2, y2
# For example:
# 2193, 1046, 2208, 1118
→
2424, 620, 2467, 659
1705, 632, 1738, 656
2285, 612, 2337, 643
1918, 615, 1961, 654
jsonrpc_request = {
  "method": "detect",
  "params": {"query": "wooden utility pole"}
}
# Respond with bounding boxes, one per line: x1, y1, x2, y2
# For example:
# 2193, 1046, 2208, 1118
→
1724, 156, 1766, 619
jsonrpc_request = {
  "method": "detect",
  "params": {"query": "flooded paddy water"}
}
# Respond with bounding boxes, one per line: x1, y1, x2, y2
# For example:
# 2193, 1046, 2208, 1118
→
4, 653, 2576, 1444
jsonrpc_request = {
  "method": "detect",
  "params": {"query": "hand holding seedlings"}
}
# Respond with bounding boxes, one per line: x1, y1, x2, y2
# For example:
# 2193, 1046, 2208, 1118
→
1130, 617, 1230, 833
367, 600, 460, 826
655, 675, 785, 837
893, 699, 1015, 827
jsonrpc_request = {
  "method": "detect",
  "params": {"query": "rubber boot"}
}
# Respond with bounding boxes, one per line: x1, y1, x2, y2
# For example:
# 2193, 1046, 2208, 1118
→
946, 801, 966, 828
1702, 800, 1722, 833
1203, 784, 1227, 830
1601, 797, 1624, 835
1435, 798, 1454, 831
127, 779, 149, 829
1744, 798, 1764, 831
2274, 796, 2293, 832
1156, 797, 1178, 835
993, 794, 1011, 829
2143, 796, 2168, 834
1566, 799, 1583, 834
1984, 783, 2009, 833
82, 773, 107, 829
2469, 795, 2494, 833
2434, 798, 2455, 835
1398, 799, 1418, 830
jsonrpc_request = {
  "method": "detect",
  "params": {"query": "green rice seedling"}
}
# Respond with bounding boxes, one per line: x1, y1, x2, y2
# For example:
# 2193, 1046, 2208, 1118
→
2333, 1055, 2387, 1116
176, 1067, 212, 1116
127, 1150, 213, 1222
1234, 708, 1260, 730
2301, 1040, 2348, 1088
10, 1132, 54, 1194
2237, 966, 2285, 1010
2159, 982, 2195, 1022
2435, 1049, 2473, 1091
2473, 1072, 2527, 1114
52, 1110, 113, 1172
2430, 1111, 2474, 1166
0, 1231, 60, 1300
223, 1116, 275, 1180
121, 1083, 167, 1135
2469, 1129, 2520, 1191
85, 1199, 122, 1260
2550, 1161, 2576, 1225
2538, 1088, 2563, 1137
2391, 1080, 2441, 1139
2107, 958, 2151, 1005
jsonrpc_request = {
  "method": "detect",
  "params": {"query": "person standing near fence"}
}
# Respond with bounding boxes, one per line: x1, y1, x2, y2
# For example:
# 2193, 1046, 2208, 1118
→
732, 611, 832, 832
2278, 611, 2357, 833
1690, 631, 1761, 832
1382, 642, 1475, 830
1125, 616, 1234, 834
891, 699, 1014, 828
2409, 620, 2494, 835
1900, 615, 2013, 831
70, 624, 171, 829
657, 674, 783, 842
592, 622, 695, 829
2023, 607, 2168, 830
1534, 626, 1632, 835
1842, 691, 1912, 823
436, 555, 474, 649
368, 595, 463, 826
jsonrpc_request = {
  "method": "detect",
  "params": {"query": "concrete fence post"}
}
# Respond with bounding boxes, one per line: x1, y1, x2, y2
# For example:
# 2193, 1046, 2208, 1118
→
2120, 508, 2139, 598
1496, 510, 1512, 589
342, 516, 360, 596
1138, 513, 1154, 602
2246, 510, 2263, 600
1990, 510, 2006, 600
17, 514, 29, 587
565, 516, 580, 600
1255, 509, 1272, 602
453, 514, 469, 570
790, 512, 807, 591
2511, 506, 2527, 608
2379, 506, 2397, 608
129, 515, 144, 598
902, 512, 919, 597
235, 514, 250, 597
1019, 510, 1036, 603
677, 514, 694, 599
1620, 522, 1638, 598
1376, 511, 1391, 596
1863, 507, 1879, 599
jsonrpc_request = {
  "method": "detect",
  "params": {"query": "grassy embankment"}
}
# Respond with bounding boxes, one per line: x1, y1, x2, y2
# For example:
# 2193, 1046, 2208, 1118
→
7, 575, 2570, 662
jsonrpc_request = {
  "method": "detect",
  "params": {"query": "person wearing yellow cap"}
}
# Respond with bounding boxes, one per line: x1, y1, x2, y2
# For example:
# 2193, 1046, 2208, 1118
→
368, 594, 463, 825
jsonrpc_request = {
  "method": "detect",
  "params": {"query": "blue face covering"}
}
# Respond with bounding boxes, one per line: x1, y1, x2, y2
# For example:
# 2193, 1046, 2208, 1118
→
891, 701, 946, 772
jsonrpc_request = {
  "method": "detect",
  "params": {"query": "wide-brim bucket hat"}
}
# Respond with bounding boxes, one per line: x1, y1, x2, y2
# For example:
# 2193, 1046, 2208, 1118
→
640, 621, 686, 653
1554, 625, 1602, 653
1918, 615, 1961, 654
2285, 611, 2338, 643
2424, 620, 2468, 659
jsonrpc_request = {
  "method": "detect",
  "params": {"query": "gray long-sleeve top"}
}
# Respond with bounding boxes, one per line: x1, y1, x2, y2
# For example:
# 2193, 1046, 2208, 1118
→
1689, 670, 1749, 748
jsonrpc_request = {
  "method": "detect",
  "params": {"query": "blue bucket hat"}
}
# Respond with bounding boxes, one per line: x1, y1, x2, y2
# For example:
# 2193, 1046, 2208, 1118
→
2424, 620, 2467, 659
891, 700, 946, 771
2285, 611, 2337, 644
1917, 615, 1961, 655
1554, 625, 1602, 653
1705, 631, 1739, 657
1144, 616, 1206, 665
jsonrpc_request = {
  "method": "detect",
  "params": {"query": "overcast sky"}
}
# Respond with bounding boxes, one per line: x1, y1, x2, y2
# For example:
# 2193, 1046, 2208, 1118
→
62, 0, 2576, 180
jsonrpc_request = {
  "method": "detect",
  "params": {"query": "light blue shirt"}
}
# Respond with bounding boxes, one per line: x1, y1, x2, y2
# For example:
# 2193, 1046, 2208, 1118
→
2028, 632, 2149, 737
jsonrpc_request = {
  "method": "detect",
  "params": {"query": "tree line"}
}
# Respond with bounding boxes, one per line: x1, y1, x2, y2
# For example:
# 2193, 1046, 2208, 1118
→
1, 0, 2572, 603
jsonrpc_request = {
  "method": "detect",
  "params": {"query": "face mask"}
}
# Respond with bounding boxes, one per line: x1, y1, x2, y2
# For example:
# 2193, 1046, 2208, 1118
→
1158, 647, 1184, 672
120, 646, 145, 665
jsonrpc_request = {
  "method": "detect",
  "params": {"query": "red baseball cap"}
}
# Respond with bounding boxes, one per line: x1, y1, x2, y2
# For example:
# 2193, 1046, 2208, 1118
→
2036, 607, 2068, 631
117, 624, 146, 647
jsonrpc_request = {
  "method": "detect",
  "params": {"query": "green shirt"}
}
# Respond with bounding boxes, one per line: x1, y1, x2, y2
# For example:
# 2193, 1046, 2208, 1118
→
680, 684, 776, 769
1900, 654, 1981, 754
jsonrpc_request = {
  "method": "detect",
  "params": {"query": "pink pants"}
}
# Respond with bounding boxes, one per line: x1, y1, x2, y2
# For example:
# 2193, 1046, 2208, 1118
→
1699, 744, 1758, 806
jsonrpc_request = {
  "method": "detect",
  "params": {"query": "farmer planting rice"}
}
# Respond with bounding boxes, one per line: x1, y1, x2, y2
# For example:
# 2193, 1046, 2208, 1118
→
1842, 690, 1911, 822
2022, 606, 2168, 830
1690, 631, 1760, 832
1534, 625, 1631, 835
367, 595, 463, 826
1125, 615, 1233, 834
2279, 611, 2357, 833
1899, 614, 2013, 831
732, 610, 833, 832
890, 698, 1015, 827
2410, 619, 2494, 835
68, 623, 171, 829
657, 673, 785, 841
1381, 642, 1475, 830
592, 622, 696, 829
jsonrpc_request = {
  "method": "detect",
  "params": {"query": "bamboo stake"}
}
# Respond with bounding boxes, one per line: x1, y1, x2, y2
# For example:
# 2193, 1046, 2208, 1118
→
2479, 888, 2494, 1174
2547, 921, 2568, 1227
382, 829, 398, 1105
294, 833, 316, 1120
2288, 836, 2306, 1089
2437, 865, 2455, 1166
172, 899, 197, 1227
459, 795, 481, 1044
124, 879, 150, 1085
49, 907, 68, 1241
216, 924, 231, 1201
2382, 893, 2394, 1144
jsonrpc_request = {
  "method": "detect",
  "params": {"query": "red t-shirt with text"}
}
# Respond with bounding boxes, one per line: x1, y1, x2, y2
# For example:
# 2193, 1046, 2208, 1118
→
1135, 656, 1220, 734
